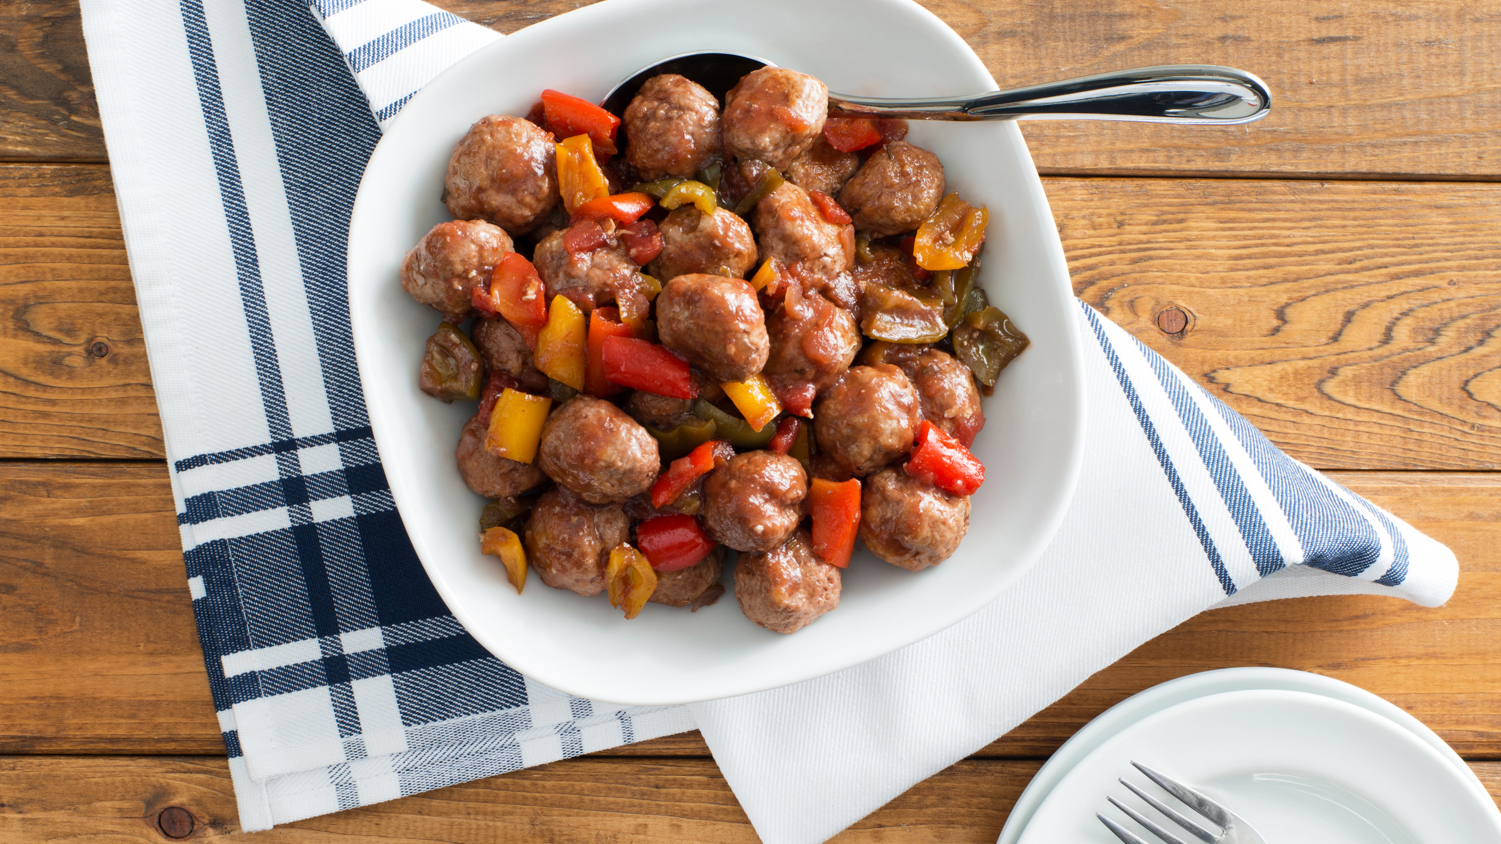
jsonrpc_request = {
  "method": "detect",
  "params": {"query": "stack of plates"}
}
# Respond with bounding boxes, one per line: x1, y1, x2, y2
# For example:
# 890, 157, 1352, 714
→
999, 668, 1501, 843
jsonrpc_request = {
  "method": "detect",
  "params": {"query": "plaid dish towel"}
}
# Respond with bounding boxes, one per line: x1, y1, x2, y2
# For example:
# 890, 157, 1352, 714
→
77, 0, 1458, 841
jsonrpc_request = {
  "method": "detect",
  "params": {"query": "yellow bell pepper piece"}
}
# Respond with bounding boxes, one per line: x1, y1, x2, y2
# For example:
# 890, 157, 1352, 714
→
533, 294, 587, 390
658, 179, 718, 215
913, 193, 988, 271
720, 373, 782, 433
479, 526, 528, 594
556, 134, 610, 214
485, 388, 551, 464
748, 258, 778, 292
605, 544, 657, 620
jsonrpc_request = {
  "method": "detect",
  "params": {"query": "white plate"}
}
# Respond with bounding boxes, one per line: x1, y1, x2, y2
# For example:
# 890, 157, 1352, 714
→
347, 0, 1085, 705
998, 668, 1489, 843
1018, 689, 1501, 844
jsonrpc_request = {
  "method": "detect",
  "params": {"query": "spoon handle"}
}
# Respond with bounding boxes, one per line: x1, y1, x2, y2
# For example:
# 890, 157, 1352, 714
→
828, 64, 1271, 125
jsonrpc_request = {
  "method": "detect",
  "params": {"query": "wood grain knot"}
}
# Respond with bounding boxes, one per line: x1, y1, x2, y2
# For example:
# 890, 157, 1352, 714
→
1155, 306, 1190, 336
157, 806, 195, 839
88, 340, 110, 359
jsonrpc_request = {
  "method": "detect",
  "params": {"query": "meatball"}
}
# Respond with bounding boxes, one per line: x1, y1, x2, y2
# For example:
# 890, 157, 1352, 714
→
444, 115, 558, 233
626, 390, 693, 429
532, 227, 640, 312
455, 414, 546, 499
470, 318, 547, 393
735, 530, 841, 634
858, 467, 970, 571
755, 182, 855, 284
907, 348, 985, 447
400, 220, 512, 322
649, 547, 725, 607
525, 486, 631, 596
623, 74, 722, 180
814, 364, 920, 476
838, 141, 945, 237
538, 396, 659, 504
703, 451, 807, 552
656, 273, 770, 382
650, 206, 758, 282
786, 136, 860, 197
764, 287, 860, 409
722, 68, 828, 170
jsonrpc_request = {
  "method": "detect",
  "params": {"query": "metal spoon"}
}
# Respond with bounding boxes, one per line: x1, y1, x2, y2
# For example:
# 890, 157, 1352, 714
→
601, 52, 1270, 125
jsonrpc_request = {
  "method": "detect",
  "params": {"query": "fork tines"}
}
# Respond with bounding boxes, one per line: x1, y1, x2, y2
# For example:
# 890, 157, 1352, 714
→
1096, 761, 1233, 844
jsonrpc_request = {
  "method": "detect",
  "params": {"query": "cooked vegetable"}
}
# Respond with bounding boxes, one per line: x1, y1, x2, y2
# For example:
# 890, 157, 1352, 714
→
556, 134, 610, 214
732, 167, 785, 217
808, 190, 851, 226
658, 179, 718, 215
621, 219, 663, 266
572, 191, 655, 224
651, 439, 734, 509
475, 253, 548, 347
479, 526, 528, 593
645, 415, 718, 462
635, 177, 685, 199
809, 477, 861, 568
605, 543, 657, 619
822, 117, 883, 153
748, 258, 778, 292
419, 321, 484, 402
484, 388, 551, 464
720, 374, 782, 433
913, 193, 987, 271
533, 294, 587, 390
692, 399, 778, 450
860, 284, 949, 344
934, 251, 982, 329
637, 514, 718, 573
479, 495, 536, 534
768, 416, 801, 455
906, 420, 984, 496
952, 306, 1030, 388
602, 336, 696, 399
585, 307, 633, 397
540, 89, 620, 155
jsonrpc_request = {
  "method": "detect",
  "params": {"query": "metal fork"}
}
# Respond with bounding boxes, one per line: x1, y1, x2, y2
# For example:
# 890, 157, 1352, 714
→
1097, 761, 1267, 844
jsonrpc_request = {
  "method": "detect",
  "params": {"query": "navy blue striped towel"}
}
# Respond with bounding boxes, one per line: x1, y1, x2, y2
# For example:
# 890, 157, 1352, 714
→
78, 0, 1456, 840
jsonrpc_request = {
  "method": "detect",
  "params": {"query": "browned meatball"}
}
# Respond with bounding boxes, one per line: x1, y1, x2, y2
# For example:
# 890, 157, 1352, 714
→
648, 546, 725, 607
786, 137, 860, 196
735, 530, 840, 634
455, 414, 546, 499
623, 74, 722, 180
532, 227, 640, 312
470, 318, 547, 393
755, 182, 855, 283
525, 486, 631, 596
814, 364, 920, 476
907, 348, 985, 448
626, 389, 693, 429
650, 206, 758, 282
656, 274, 770, 382
722, 68, 828, 170
703, 451, 807, 552
764, 288, 860, 404
400, 220, 512, 322
444, 115, 559, 233
838, 141, 945, 237
538, 396, 659, 504
858, 467, 970, 571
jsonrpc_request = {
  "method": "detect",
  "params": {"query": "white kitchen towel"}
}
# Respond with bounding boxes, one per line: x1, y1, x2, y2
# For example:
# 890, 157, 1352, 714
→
78, 0, 1458, 840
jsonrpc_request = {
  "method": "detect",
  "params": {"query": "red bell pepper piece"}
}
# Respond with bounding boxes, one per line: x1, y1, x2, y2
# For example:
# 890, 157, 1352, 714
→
650, 440, 734, 509
822, 117, 883, 153
809, 477, 862, 568
563, 219, 611, 253
905, 420, 985, 496
808, 190, 851, 226
474, 253, 548, 347
601, 336, 696, 399
573, 192, 655, 225
636, 514, 717, 573
540, 89, 621, 155
585, 307, 634, 397
768, 416, 801, 454
621, 219, 663, 266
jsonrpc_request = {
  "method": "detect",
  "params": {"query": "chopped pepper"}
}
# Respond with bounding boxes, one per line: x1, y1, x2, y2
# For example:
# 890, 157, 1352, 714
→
479, 526, 528, 593
860, 284, 949, 344
533, 294, 587, 390
636, 514, 717, 573
480, 495, 536, 534
808, 190, 851, 226
605, 544, 657, 619
822, 117, 883, 153
621, 219, 663, 266
808, 477, 862, 568
748, 258, 778, 292
658, 179, 718, 215
484, 388, 551, 464
479, 253, 549, 347
913, 193, 988, 271
634, 177, 685, 199
585, 307, 633, 397
540, 89, 620, 155
556, 134, 610, 214
721, 374, 781, 432
934, 249, 982, 329
602, 336, 696, 399
732, 167, 785, 217
906, 420, 985, 496
645, 415, 718, 462
572, 191, 655, 225
952, 306, 1029, 388
419, 322, 485, 402
692, 399, 778, 450
563, 218, 610, 253
651, 439, 734, 509
768, 416, 801, 455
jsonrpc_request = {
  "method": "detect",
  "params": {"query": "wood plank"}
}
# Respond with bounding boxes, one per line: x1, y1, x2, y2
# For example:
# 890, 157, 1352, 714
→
3, 463, 1498, 758
0, 755, 1495, 842
11, 0, 1501, 179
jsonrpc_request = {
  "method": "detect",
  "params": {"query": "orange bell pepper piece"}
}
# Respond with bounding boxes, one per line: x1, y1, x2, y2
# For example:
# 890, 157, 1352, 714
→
913, 193, 988, 271
720, 374, 782, 433
605, 544, 658, 619
533, 294, 587, 390
748, 258, 778, 292
485, 388, 551, 464
556, 134, 610, 214
480, 526, 528, 593
809, 477, 862, 568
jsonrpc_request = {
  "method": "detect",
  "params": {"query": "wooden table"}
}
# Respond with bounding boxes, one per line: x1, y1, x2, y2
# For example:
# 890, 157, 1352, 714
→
4, 0, 1500, 840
